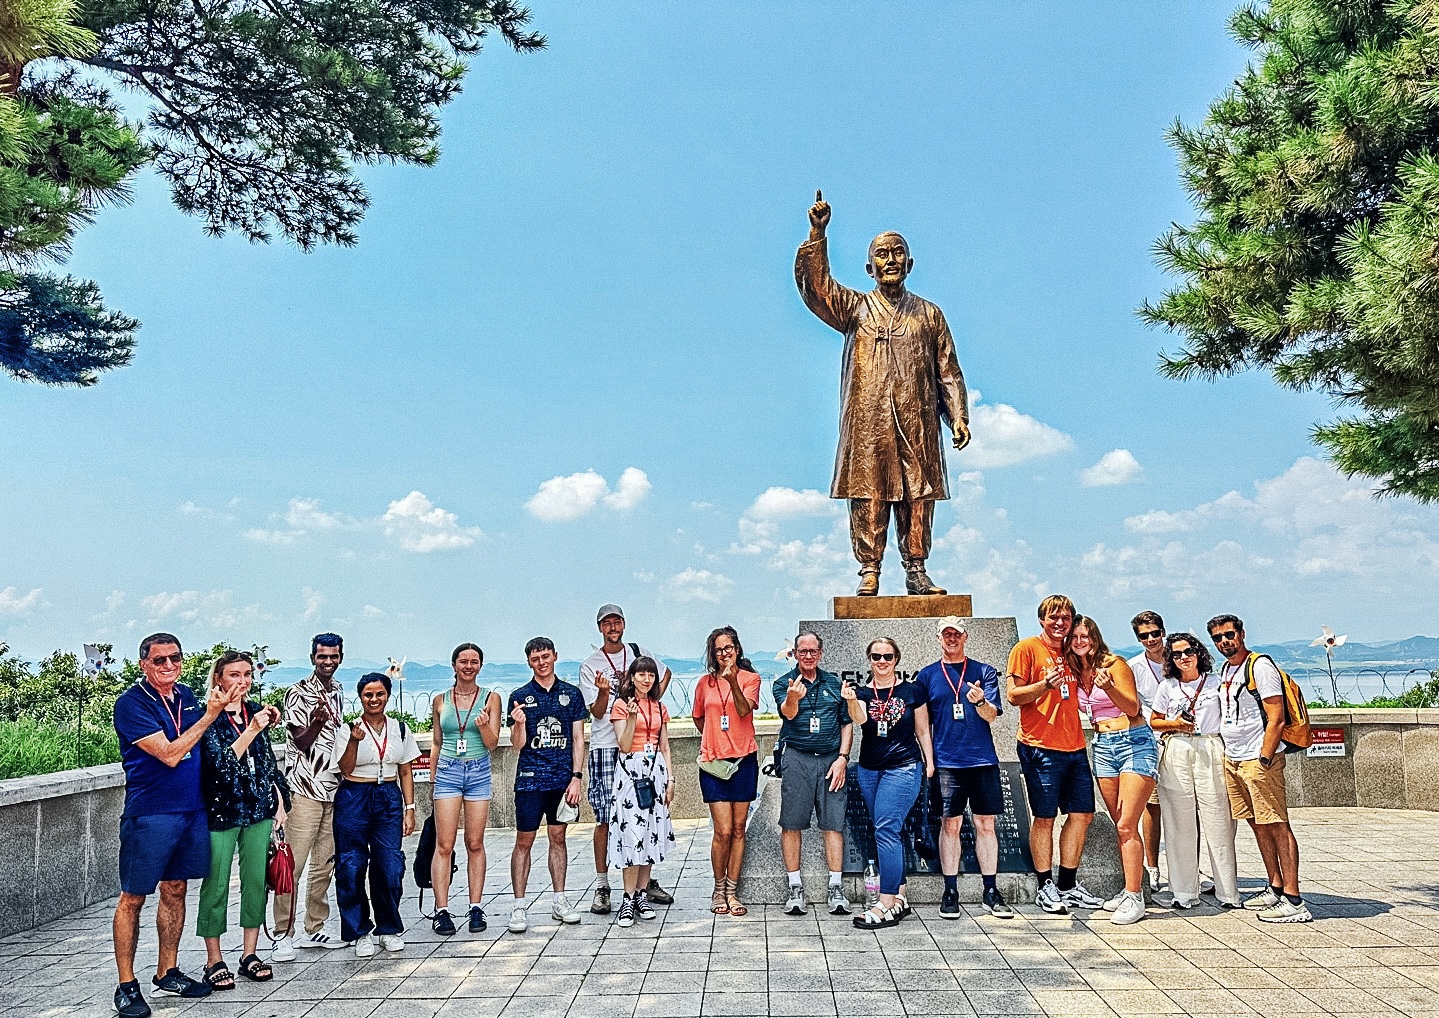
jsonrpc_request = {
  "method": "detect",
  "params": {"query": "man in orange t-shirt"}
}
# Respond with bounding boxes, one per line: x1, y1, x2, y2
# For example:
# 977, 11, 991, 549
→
1007, 594, 1100, 914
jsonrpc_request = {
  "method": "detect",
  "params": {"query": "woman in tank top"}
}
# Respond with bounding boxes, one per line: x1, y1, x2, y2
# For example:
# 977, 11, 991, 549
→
1067, 615, 1157, 925
427, 642, 502, 935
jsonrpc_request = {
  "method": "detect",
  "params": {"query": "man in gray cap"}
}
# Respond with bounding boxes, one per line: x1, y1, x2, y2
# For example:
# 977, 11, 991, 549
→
579, 604, 674, 913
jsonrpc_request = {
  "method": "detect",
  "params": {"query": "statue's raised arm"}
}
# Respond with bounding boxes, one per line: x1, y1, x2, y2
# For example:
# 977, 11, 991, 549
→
795, 190, 862, 334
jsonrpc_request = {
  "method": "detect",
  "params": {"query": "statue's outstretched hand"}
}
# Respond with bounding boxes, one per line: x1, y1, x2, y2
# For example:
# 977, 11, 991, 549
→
809, 189, 831, 235
952, 420, 972, 451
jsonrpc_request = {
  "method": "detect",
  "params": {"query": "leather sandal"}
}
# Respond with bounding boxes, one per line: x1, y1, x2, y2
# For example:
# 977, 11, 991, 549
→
711, 881, 730, 915
724, 878, 748, 917
852, 903, 899, 928
237, 954, 272, 982
202, 961, 234, 991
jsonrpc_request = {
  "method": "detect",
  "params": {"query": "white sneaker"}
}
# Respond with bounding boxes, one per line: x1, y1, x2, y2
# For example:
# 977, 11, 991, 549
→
270, 936, 296, 963
552, 894, 582, 925
1100, 891, 1126, 912
1110, 892, 1146, 925
1061, 882, 1104, 909
508, 904, 528, 933
296, 928, 348, 950
378, 934, 405, 952
353, 934, 377, 958
784, 884, 808, 916
1243, 887, 1281, 911
1035, 880, 1069, 914
1146, 865, 1161, 890
1258, 899, 1313, 923
1162, 894, 1199, 909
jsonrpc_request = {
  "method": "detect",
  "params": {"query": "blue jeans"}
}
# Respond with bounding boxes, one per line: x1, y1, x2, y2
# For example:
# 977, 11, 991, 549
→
856, 762, 922, 896
333, 781, 405, 941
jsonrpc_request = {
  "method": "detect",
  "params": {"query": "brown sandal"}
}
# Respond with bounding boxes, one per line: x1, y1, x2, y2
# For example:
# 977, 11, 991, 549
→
711, 881, 730, 915
725, 878, 748, 917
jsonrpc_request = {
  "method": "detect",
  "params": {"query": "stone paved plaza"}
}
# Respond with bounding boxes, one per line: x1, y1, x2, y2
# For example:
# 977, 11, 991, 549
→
7, 808, 1439, 1018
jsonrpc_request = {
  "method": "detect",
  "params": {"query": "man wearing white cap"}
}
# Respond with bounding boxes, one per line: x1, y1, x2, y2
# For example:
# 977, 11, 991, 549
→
914, 616, 1013, 918
579, 604, 673, 914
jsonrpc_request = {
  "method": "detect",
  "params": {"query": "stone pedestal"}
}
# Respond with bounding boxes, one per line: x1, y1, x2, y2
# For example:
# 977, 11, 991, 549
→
738, 602, 1128, 906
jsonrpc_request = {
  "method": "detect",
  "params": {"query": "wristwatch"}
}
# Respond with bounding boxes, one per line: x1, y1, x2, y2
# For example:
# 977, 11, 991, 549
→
404, 803, 416, 811
571, 771, 583, 780
1259, 755, 1273, 769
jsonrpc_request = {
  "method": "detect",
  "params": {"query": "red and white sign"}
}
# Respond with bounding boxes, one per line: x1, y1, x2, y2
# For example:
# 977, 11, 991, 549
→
1307, 726, 1346, 758
412, 751, 431, 783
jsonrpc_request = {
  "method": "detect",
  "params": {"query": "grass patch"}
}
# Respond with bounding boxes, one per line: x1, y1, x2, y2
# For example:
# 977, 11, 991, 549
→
0, 719, 120, 780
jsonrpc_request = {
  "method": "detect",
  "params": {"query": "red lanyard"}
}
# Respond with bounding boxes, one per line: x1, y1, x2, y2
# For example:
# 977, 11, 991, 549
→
941, 660, 969, 702
602, 645, 630, 679
452, 687, 479, 731
638, 699, 659, 742
872, 680, 897, 716
144, 682, 184, 737
710, 675, 733, 716
365, 720, 389, 767
224, 705, 249, 737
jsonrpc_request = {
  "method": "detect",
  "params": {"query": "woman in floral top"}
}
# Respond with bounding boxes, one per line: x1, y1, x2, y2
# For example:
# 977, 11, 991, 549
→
197, 651, 291, 988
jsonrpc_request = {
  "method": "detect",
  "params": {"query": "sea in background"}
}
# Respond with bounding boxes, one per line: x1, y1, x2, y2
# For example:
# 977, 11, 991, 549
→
259, 636, 1439, 717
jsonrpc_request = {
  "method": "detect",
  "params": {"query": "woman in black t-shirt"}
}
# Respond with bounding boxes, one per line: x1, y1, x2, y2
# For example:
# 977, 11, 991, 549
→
843, 637, 934, 928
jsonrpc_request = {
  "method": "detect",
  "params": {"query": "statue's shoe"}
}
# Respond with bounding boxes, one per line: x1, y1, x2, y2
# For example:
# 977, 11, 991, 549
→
856, 571, 880, 596
905, 568, 946, 596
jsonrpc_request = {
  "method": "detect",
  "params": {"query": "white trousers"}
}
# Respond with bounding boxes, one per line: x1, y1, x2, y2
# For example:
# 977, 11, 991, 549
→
1157, 734, 1239, 905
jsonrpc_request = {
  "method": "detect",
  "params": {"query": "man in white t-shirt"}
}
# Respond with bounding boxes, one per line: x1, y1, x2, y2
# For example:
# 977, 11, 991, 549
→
578, 604, 673, 915
1209, 614, 1310, 923
1126, 610, 1167, 893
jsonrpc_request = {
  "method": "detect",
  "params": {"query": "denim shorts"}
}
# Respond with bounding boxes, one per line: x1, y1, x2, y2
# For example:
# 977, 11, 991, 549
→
432, 755, 493, 801
1017, 744, 1095, 819
118, 811, 211, 896
1091, 726, 1160, 780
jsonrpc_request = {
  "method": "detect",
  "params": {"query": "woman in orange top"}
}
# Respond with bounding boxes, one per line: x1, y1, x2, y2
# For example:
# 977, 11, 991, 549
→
607, 657, 676, 927
692, 626, 761, 916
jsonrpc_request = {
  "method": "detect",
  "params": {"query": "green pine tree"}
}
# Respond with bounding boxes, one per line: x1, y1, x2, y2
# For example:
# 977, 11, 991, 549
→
1142, 0, 1439, 502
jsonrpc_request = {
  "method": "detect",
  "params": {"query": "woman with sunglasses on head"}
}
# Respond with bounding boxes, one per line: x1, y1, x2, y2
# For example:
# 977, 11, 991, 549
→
692, 626, 762, 917
428, 643, 502, 936
334, 672, 421, 957
608, 656, 677, 927
842, 637, 933, 928
1067, 615, 1156, 925
1150, 633, 1240, 908
196, 651, 291, 989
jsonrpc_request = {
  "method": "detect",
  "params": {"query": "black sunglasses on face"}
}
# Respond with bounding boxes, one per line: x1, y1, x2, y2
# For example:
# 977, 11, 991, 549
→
1211, 631, 1238, 643
147, 653, 183, 667
1136, 630, 1162, 641
869, 653, 896, 662
1172, 648, 1198, 658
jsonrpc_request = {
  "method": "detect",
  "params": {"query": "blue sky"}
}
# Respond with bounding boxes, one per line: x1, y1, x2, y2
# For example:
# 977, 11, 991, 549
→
5, 2, 1438, 668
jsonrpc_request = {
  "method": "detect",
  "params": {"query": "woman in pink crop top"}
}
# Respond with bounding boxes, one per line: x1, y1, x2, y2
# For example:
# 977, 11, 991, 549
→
1066, 616, 1158, 924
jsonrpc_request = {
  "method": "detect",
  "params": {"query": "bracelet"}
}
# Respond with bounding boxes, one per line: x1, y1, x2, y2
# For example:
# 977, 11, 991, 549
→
404, 803, 415, 811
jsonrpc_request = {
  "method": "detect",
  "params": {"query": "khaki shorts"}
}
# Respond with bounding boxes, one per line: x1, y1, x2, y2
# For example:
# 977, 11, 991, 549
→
1225, 754, 1289, 824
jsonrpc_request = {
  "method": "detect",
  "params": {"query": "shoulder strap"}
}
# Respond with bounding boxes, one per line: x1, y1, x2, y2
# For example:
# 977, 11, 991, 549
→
629, 642, 641, 660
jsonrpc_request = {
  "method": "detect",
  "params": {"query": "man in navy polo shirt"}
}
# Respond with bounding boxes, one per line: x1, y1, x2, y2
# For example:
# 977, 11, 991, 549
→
111, 633, 241, 1018
506, 636, 588, 933
915, 616, 1014, 919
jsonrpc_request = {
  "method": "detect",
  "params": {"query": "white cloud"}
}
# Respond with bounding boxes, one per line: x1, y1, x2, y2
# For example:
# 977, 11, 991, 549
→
663, 568, 734, 603
526, 467, 651, 520
301, 587, 324, 620
955, 395, 1073, 469
383, 491, 482, 553
286, 497, 345, 531
1080, 449, 1144, 487
244, 528, 300, 545
734, 487, 839, 555
140, 590, 269, 628
602, 467, 652, 510
362, 605, 385, 618
0, 586, 42, 615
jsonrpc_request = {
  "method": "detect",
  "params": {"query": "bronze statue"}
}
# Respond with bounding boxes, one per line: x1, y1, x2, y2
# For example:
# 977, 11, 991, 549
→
795, 190, 970, 596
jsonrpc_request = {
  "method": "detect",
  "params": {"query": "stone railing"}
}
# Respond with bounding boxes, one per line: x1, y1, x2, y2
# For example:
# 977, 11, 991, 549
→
0, 718, 777, 937
1282, 708, 1439, 810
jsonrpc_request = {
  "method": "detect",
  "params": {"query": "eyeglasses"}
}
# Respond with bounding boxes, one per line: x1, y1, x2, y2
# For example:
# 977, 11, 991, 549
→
1211, 630, 1238, 643
714, 645, 737, 655
795, 649, 820, 657
1172, 648, 1198, 658
1136, 629, 1162, 641
146, 653, 183, 667
869, 653, 896, 662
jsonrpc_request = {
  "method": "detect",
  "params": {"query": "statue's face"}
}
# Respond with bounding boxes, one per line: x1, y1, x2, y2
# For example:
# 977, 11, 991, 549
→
866, 233, 912, 286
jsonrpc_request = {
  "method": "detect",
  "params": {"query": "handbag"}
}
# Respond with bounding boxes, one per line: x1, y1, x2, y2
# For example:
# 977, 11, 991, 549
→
621, 754, 658, 811
762, 739, 785, 779
266, 829, 295, 896
697, 755, 740, 780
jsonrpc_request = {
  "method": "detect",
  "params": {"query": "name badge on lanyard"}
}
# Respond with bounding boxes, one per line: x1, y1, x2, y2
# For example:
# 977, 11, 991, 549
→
1060, 682, 1071, 700
720, 713, 730, 732
455, 737, 467, 754
953, 701, 964, 721
809, 715, 821, 733
876, 720, 889, 738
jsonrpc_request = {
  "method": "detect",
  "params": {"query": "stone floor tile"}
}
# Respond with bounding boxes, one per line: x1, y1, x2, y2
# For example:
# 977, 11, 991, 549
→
1026, 988, 1119, 1015
700, 990, 770, 1016
1296, 987, 1401, 1013
634, 991, 704, 1017
298, 1002, 383, 1018
768, 990, 839, 1016
892, 966, 960, 990
963, 988, 1045, 1014
900, 989, 974, 1015
1016, 967, 1088, 990
434, 998, 507, 1018
706, 970, 765, 993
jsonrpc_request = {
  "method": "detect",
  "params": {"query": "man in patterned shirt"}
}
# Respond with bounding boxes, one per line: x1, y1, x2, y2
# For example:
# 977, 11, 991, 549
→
271, 633, 348, 960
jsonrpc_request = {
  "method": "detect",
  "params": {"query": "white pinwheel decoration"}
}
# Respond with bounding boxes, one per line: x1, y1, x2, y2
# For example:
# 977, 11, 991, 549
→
1310, 626, 1347, 653
776, 639, 795, 662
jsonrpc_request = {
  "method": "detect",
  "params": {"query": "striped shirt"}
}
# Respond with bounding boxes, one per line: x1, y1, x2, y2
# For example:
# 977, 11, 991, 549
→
282, 672, 344, 802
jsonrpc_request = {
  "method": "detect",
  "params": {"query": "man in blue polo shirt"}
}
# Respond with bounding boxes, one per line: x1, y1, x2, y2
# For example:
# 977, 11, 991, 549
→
915, 616, 1014, 919
111, 633, 241, 1018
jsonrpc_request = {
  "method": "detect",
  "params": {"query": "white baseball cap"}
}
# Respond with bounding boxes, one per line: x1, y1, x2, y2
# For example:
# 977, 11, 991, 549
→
936, 616, 968, 636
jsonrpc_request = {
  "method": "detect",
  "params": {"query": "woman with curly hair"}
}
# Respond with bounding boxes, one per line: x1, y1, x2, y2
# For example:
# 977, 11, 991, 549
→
607, 656, 676, 927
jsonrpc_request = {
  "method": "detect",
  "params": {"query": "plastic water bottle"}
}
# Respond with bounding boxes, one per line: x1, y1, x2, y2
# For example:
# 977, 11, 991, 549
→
864, 860, 880, 908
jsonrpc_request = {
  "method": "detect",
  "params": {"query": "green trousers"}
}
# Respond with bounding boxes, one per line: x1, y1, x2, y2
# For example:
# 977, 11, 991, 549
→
196, 820, 273, 938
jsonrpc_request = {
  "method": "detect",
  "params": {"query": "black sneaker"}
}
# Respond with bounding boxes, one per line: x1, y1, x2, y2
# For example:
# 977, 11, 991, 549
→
984, 886, 1015, 919
432, 908, 456, 936
468, 905, 487, 933
939, 886, 960, 919
151, 969, 211, 999
114, 981, 151, 1018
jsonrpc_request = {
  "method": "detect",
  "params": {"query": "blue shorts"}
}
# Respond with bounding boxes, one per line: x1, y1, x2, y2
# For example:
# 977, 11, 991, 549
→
1017, 744, 1095, 819
119, 811, 211, 896
432, 755, 493, 801
1091, 726, 1159, 780
698, 752, 759, 804
514, 788, 568, 832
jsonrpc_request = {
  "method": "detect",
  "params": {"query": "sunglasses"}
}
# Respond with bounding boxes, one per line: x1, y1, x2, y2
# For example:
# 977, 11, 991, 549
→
869, 653, 896, 663
1211, 630, 1238, 643
1172, 648, 1198, 658
1136, 629, 1162, 641
147, 653, 183, 667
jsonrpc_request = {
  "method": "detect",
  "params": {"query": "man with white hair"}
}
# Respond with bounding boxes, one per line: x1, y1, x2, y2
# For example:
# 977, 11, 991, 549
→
915, 616, 1013, 918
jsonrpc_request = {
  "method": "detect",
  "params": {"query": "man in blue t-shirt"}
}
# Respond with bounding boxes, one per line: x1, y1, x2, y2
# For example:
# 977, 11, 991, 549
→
111, 633, 241, 1018
914, 617, 1014, 920
505, 636, 588, 933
